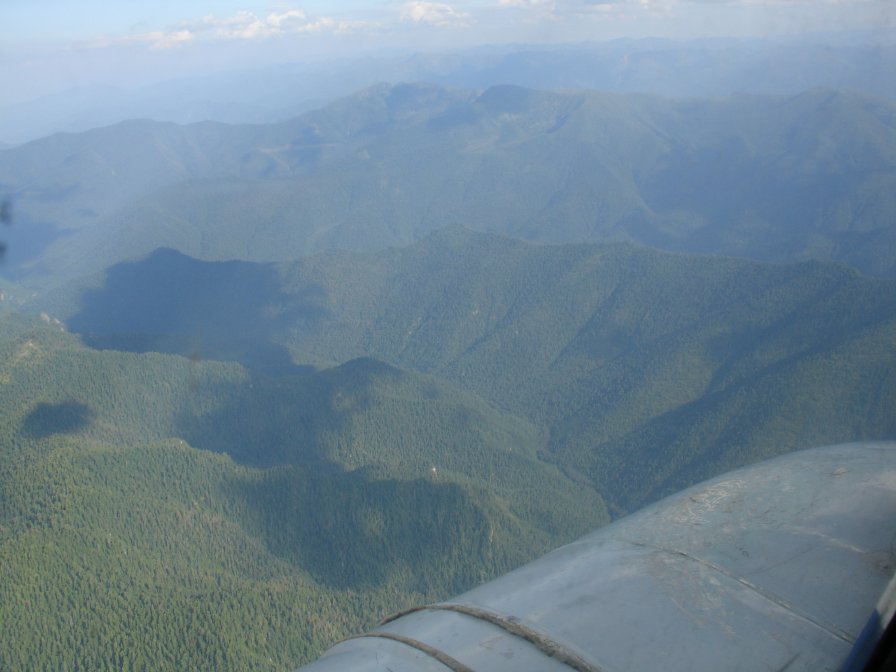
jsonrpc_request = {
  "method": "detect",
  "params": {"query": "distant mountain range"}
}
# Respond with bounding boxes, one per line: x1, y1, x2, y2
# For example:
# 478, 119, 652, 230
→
2, 37, 894, 144
1, 83, 894, 288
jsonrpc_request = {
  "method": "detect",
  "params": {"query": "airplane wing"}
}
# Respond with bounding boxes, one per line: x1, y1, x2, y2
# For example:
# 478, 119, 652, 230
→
294, 442, 896, 672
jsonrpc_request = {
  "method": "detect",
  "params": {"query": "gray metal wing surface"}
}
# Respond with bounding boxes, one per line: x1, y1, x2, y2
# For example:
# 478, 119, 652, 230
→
294, 442, 896, 672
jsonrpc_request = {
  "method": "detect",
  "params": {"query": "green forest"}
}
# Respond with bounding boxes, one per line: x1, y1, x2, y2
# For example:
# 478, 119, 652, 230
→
0, 308, 605, 670
1, 228, 894, 668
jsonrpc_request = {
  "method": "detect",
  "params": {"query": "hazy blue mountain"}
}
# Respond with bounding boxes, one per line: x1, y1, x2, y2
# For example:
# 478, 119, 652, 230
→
3, 83, 895, 285
2, 36, 893, 145
0, 83, 291, 147
400, 38, 896, 100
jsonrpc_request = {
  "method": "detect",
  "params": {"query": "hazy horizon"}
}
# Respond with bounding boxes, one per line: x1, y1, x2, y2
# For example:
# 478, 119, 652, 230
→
3, 1, 894, 105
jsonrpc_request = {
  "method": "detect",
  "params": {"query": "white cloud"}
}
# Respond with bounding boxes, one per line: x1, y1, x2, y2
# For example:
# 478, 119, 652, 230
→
187, 9, 359, 40
149, 29, 195, 49
268, 9, 309, 29
82, 7, 366, 50
400, 2, 475, 27
70, 0, 896, 56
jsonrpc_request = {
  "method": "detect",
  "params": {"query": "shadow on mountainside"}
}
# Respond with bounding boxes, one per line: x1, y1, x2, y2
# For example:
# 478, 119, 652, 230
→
233, 465, 510, 593
66, 247, 326, 375
172, 356, 403, 469
23, 400, 94, 438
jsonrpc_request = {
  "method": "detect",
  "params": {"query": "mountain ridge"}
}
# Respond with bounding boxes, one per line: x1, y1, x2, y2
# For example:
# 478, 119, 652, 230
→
43, 229, 896, 512
3, 83, 895, 284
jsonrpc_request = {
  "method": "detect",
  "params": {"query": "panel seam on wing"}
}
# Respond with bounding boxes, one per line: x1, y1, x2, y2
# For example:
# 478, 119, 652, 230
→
617, 538, 855, 644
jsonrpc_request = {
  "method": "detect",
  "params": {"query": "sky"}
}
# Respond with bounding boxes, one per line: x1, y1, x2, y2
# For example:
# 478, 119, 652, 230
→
1, 0, 894, 103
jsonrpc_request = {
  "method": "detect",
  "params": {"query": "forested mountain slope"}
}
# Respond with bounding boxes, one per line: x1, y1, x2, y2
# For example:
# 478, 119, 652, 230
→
2, 84, 895, 284
0, 311, 605, 670
50, 229, 896, 513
